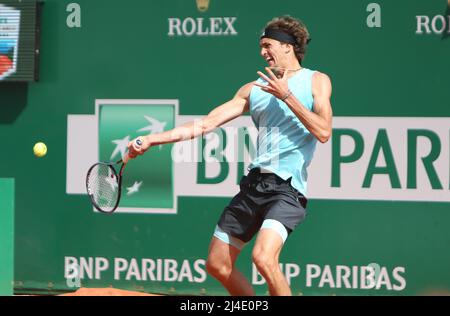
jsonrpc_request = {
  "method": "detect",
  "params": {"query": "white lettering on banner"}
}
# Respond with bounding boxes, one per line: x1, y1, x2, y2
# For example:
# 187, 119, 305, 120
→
64, 257, 406, 291
252, 262, 406, 291
308, 117, 450, 202
416, 15, 450, 34
285, 263, 301, 285
168, 17, 238, 36
318, 265, 335, 288
66, 3, 81, 28
366, 3, 382, 28
392, 267, 407, 291
252, 263, 299, 286
306, 264, 321, 287
303, 264, 406, 291
64, 257, 207, 283
64, 257, 81, 288
336, 265, 352, 288
114, 258, 207, 282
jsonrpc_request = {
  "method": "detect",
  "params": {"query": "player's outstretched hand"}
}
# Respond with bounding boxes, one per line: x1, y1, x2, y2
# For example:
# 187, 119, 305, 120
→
127, 136, 151, 159
254, 67, 290, 101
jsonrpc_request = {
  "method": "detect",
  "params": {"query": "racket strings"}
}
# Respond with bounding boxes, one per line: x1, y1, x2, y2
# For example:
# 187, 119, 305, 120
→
87, 164, 119, 212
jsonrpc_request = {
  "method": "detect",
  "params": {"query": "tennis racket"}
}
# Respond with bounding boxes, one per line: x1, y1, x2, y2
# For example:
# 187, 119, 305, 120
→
85, 139, 142, 214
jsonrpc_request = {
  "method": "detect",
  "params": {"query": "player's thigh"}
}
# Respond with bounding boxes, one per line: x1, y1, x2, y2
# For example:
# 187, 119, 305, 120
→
207, 236, 242, 270
252, 228, 284, 262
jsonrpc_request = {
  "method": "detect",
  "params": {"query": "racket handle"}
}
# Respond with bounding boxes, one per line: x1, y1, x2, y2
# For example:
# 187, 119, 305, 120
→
123, 138, 143, 163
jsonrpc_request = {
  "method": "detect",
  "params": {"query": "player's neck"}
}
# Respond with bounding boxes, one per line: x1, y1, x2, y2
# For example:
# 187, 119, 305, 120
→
284, 60, 302, 72
277, 61, 302, 78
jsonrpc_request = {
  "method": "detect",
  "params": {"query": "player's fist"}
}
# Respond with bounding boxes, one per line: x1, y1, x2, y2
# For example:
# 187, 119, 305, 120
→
127, 136, 150, 158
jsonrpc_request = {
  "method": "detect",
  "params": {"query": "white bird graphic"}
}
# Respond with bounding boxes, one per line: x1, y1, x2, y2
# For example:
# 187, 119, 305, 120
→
138, 116, 167, 150
138, 115, 167, 134
110, 135, 130, 160
127, 181, 143, 196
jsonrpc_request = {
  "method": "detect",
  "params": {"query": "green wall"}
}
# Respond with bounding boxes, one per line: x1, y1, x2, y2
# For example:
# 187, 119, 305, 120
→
0, 0, 449, 295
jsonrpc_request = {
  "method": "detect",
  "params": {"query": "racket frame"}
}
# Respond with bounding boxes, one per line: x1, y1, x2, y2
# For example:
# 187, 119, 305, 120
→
85, 138, 141, 214
85, 158, 126, 214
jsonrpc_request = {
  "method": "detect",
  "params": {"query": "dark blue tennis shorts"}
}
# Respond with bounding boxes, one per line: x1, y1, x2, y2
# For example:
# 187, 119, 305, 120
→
217, 168, 308, 243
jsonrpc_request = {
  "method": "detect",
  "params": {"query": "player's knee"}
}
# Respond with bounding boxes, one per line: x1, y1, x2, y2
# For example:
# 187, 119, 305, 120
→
206, 257, 232, 280
252, 249, 278, 274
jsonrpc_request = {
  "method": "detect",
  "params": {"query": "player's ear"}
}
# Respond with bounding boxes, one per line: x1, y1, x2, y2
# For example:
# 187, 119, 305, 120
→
283, 43, 291, 54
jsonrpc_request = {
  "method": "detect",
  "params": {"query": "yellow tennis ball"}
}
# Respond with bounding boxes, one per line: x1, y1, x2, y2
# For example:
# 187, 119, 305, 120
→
33, 142, 47, 157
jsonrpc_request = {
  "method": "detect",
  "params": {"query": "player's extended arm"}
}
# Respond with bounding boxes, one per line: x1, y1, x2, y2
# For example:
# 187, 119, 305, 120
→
284, 72, 333, 143
128, 82, 253, 157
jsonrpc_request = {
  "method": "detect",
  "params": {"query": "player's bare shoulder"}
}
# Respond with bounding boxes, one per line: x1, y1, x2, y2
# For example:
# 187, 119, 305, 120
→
312, 71, 332, 96
232, 81, 256, 112
312, 71, 332, 87
235, 81, 256, 99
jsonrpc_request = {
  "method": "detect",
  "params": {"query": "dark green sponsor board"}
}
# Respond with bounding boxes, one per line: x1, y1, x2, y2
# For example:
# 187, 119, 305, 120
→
0, 0, 449, 295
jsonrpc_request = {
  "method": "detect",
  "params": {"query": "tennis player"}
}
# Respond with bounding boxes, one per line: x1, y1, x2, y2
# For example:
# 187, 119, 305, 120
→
128, 15, 333, 296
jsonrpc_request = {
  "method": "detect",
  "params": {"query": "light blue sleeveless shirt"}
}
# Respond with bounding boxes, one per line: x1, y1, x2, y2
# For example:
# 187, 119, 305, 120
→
248, 68, 317, 196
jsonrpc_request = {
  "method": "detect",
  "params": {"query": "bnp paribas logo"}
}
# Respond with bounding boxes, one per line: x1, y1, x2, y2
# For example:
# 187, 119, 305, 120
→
97, 100, 177, 213
167, 0, 237, 37
415, 0, 450, 39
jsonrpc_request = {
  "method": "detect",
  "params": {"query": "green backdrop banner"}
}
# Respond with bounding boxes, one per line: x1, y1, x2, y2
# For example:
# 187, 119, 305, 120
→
0, 0, 449, 295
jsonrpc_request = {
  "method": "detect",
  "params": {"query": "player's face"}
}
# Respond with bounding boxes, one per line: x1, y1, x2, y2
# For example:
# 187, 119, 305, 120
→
259, 38, 288, 68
